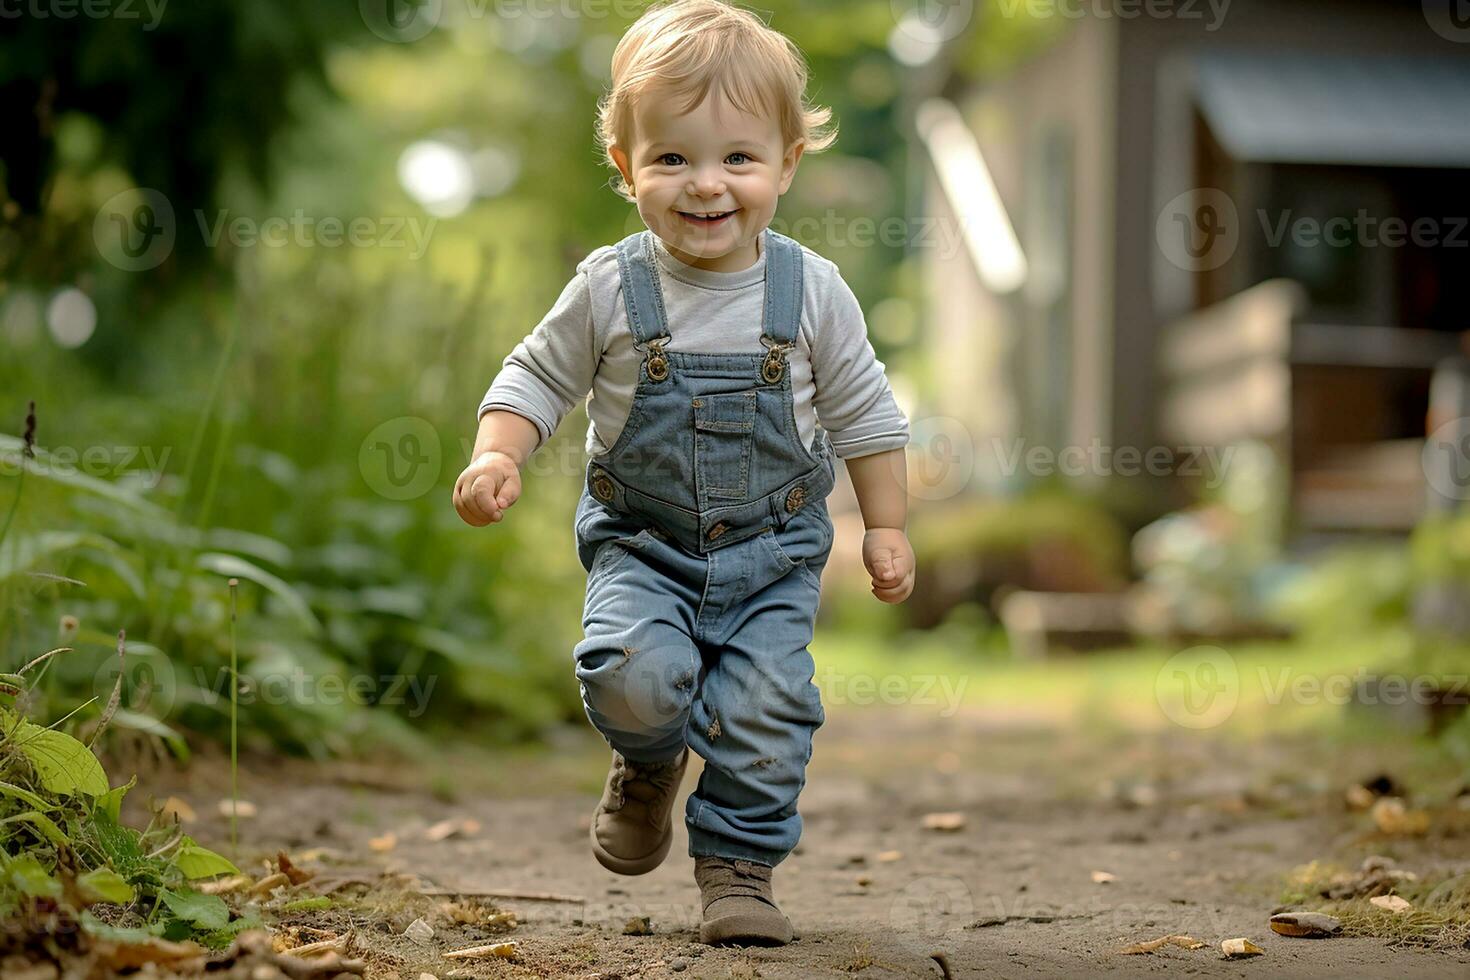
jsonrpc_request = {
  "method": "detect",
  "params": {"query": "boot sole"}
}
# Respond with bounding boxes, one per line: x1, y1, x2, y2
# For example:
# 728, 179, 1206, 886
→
589, 815, 674, 876
700, 911, 794, 946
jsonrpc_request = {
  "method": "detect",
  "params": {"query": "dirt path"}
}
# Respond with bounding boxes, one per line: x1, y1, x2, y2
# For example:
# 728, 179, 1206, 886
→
151, 702, 1470, 980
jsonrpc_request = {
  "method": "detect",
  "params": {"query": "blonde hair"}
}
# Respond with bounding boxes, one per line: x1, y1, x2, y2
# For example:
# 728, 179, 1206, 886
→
596, 0, 837, 201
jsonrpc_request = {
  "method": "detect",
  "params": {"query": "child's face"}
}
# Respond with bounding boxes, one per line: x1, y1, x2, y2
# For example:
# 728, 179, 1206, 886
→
612, 88, 803, 274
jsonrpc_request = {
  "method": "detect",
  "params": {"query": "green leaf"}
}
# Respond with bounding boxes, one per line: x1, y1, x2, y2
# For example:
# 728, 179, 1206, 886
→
0, 440, 168, 516
77, 868, 136, 905
195, 552, 321, 635
159, 888, 230, 931
80, 910, 166, 942
0, 779, 54, 811
4, 854, 61, 898
95, 774, 137, 823
14, 724, 109, 796
280, 896, 331, 912
173, 839, 239, 880
2, 810, 70, 848
111, 710, 190, 763
87, 808, 149, 877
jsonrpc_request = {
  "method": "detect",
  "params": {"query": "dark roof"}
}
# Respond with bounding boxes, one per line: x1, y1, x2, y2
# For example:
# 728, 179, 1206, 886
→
1193, 50, 1470, 168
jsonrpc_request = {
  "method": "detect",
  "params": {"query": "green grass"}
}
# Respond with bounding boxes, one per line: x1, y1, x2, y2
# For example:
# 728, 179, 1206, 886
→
814, 624, 1452, 742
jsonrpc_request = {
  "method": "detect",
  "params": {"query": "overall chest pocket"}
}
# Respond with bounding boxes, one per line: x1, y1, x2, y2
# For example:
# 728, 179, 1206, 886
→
693, 390, 757, 503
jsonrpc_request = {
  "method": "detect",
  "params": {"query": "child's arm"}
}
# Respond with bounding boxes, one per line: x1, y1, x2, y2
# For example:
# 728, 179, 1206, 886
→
807, 264, 914, 603
453, 410, 540, 526
454, 257, 601, 527
847, 450, 915, 603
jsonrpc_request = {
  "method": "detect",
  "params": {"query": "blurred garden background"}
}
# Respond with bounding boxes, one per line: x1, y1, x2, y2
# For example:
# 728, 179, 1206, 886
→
2, 0, 1469, 975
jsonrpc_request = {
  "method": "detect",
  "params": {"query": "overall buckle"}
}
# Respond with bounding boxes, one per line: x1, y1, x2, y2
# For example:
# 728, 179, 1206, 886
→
759, 335, 792, 384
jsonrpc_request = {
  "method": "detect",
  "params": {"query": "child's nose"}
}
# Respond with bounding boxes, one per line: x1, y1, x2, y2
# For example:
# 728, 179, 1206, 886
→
687, 167, 726, 197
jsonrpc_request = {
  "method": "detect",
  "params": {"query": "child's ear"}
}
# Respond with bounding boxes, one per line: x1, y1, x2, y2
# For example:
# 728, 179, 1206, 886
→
610, 145, 635, 197
778, 139, 805, 195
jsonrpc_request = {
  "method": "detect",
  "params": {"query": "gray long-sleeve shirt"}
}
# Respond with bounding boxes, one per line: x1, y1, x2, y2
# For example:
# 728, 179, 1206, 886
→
478, 231, 910, 462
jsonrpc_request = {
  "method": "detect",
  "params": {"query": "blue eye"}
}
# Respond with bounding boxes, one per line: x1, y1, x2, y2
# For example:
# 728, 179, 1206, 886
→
727, 152, 750, 165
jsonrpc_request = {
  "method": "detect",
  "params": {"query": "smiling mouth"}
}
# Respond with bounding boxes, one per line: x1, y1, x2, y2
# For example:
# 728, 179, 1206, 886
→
677, 209, 739, 225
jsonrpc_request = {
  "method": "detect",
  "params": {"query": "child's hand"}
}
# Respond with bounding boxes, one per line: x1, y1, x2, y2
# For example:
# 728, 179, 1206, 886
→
453, 451, 522, 526
863, 528, 915, 603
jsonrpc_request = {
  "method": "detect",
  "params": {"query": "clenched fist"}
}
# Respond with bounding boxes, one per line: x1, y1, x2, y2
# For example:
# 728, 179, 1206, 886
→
863, 527, 915, 603
453, 451, 523, 526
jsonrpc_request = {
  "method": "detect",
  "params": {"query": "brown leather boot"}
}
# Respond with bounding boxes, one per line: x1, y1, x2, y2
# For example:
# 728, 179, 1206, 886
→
589, 748, 688, 875
694, 856, 794, 946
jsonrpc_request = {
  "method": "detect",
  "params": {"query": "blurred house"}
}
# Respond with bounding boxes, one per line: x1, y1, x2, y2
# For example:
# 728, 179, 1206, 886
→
917, 0, 1470, 536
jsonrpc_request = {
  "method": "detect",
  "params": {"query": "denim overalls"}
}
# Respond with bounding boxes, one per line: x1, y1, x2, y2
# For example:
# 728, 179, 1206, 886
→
572, 226, 837, 867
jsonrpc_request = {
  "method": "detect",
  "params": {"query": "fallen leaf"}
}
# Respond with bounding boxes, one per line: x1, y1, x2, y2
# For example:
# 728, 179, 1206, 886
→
876, 850, 903, 862
1344, 784, 1376, 810
404, 917, 435, 944
1369, 895, 1412, 913
1372, 797, 1430, 836
217, 799, 256, 819
1091, 870, 1117, 884
278, 851, 315, 885
921, 812, 965, 832
369, 833, 397, 852
195, 874, 253, 895
249, 873, 290, 898
1220, 938, 1264, 958
1269, 912, 1342, 937
93, 936, 207, 971
1120, 934, 1206, 954
284, 934, 349, 958
623, 916, 653, 935
160, 797, 197, 823
424, 819, 460, 842
856, 875, 872, 887
443, 941, 517, 960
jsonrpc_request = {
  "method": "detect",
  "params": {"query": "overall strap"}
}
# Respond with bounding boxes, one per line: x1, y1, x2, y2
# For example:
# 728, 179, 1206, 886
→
613, 230, 670, 346
760, 229, 804, 347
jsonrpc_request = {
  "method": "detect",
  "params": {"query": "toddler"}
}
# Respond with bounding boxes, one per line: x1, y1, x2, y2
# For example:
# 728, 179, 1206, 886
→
453, 0, 914, 946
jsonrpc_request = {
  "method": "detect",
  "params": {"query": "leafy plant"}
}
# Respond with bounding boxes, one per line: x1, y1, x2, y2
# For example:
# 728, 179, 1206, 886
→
0, 658, 248, 947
